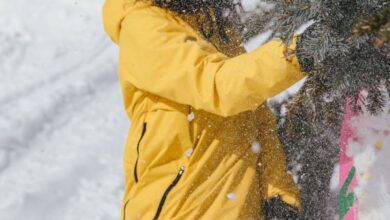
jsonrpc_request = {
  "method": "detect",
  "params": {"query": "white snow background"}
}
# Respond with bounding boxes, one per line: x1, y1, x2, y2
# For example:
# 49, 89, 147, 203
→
0, 0, 389, 219
0, 0, 128, 219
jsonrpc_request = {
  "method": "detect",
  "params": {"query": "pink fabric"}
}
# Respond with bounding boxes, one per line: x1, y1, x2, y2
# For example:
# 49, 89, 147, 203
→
339, 100, 358, 219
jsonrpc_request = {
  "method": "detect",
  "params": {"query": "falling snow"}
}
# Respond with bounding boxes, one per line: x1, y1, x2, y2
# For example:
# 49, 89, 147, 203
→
187, 112, 195, 122
185, 148, 194, 158
251, 141, 261, 154
227, 193, 238, 200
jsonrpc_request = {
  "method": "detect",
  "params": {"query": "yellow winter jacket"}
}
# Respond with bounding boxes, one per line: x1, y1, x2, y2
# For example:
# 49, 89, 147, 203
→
103, 0, 305, 219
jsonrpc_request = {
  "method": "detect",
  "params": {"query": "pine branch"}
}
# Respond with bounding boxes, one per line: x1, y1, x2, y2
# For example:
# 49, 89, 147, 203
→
246, 1, 390, 218
353, 7, 390, 45
366, 85, 386, 115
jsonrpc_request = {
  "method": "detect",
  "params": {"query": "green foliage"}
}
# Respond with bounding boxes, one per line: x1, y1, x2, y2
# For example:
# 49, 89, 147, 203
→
253, 1, 390, 219
252, 1, 390, 114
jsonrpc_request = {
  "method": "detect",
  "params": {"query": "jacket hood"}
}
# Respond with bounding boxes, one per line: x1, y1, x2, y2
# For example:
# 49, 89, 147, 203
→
103, 0, 136, 43
102, 0, 243, 55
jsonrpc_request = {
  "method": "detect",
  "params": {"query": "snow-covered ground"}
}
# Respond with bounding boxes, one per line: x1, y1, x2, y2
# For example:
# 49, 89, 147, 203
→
0, 0, 389, 220
0, 1, 128, 219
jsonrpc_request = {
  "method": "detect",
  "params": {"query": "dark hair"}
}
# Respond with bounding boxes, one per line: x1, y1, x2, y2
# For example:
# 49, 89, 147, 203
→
152, 0, 242, 42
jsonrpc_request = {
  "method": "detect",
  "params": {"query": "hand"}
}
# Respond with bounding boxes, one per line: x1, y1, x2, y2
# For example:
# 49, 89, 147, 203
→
295, 33, 314, 73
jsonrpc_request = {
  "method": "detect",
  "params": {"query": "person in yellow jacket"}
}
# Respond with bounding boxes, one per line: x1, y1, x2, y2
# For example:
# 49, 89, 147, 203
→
103, 0, 305, 219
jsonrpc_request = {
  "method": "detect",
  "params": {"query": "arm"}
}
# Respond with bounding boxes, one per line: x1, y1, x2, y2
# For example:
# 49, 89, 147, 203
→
119, 5, 304, 117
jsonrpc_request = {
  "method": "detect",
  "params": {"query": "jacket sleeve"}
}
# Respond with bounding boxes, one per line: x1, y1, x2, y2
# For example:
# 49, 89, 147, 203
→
256, 105, 301, 209
118, 5, 304, 117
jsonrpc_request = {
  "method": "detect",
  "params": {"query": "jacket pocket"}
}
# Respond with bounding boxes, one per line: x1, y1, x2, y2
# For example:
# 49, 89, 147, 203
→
153, 166, 185, 220
134, 122, 147, 183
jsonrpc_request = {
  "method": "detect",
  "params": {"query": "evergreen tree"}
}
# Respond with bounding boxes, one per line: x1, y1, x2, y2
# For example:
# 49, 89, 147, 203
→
243, 1, 390, 219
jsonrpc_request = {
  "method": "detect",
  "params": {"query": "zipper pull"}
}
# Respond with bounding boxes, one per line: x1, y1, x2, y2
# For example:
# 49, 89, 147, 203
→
179, 166, 185, 175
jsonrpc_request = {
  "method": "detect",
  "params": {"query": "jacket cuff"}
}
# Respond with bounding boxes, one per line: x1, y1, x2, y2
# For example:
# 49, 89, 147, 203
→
266, 184, 302, 211
283, 35, 305, 74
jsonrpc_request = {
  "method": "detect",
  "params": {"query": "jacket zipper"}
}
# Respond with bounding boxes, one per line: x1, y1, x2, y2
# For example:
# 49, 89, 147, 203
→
134, 123, 147, 183
153, 166, 185, 220
122, 199, 130, 220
